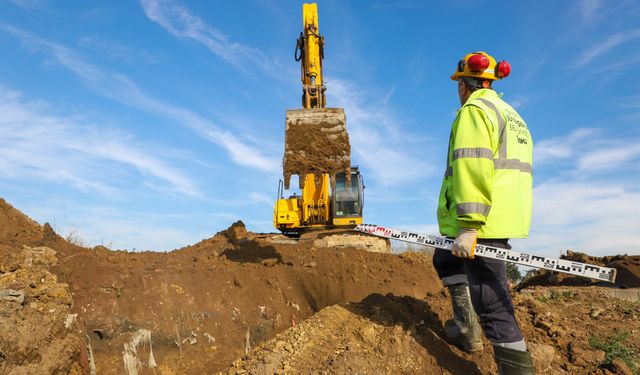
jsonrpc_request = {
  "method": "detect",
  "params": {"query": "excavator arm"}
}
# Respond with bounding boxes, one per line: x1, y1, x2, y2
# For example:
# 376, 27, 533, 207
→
296, 3, 325, 109
282, 3, 350, 191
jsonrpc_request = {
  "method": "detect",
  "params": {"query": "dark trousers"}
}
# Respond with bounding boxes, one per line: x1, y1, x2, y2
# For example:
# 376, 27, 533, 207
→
433, 239, 524, 344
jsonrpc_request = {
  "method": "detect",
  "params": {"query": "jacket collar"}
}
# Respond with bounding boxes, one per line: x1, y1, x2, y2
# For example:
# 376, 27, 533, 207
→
468, 88, 498, 101
457, 89, 500, 113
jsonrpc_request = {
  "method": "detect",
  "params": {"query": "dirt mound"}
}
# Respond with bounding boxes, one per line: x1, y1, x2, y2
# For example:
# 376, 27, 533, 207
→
232, 287, 640, 374
609, 258, 640, 288
512, 286, 640, 374
519, 251, 640, 289
0, 244, 83, 374
0, 198, 46, 245
228, 294, 488, 374
1, 198, 638, 374
47, 220, 440, 373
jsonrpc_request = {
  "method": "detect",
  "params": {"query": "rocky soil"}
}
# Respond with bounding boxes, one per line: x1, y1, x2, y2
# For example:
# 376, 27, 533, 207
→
0, 238, 84, 374
0, 198, 638, 374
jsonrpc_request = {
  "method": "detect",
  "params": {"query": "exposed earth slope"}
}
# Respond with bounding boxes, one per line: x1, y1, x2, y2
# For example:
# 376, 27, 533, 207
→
0, 198, 638, 374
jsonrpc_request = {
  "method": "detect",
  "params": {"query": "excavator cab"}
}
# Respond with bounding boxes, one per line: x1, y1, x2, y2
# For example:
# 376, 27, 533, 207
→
332, 167, 364, 226
274, 167, 364, 235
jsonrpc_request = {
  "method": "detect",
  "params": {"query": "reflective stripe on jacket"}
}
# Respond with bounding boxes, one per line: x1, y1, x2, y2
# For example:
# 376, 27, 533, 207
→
437, 89, 533, 238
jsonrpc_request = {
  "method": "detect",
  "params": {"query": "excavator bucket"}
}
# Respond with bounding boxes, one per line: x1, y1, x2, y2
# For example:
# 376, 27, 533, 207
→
283, 108, 351, 189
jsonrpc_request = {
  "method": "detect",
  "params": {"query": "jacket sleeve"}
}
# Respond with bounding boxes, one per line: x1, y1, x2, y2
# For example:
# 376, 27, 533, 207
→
450, 105, 495, 229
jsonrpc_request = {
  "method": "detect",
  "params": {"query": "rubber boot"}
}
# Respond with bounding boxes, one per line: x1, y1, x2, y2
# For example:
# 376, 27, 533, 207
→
494, 346, 535, 375
443, 284, 484, 353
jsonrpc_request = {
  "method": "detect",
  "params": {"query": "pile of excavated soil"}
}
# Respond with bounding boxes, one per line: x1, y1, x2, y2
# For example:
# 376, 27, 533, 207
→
0, 198, 46, 246
512, 286, 639, 374
283, 108, 350, 189
67, 229, 436, 374
231, 287, 640, 374
0, 200, 440, 374
1, 198, 638, 374
227, 293, 492, 374
0, 244, 83, 374
519, 250, 640, 289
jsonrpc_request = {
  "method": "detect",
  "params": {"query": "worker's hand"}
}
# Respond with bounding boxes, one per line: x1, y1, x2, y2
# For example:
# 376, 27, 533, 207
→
452, 228, 478, 259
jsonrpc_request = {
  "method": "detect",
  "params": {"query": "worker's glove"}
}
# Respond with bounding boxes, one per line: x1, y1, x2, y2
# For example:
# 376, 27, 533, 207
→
452, 228, 478, 259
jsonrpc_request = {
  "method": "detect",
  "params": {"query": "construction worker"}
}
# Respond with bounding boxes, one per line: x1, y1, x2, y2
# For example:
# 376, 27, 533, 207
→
435, 52, 534, 374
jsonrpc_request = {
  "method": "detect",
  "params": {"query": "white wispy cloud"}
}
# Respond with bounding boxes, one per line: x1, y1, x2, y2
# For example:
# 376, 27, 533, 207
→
137, 0, 433, 185
24, 203, 238, 251
0, 85, 200, 197
534, 128, 598, 164
78, 35, 158, 63
139, 0, 283, 78
512, 181, 640, 257
578, 0, 603, 26
577, 147, 640, 172
573, 28, 640, 66
592, 54, 640, 78
0, 23, 279, 173
535, 128, 640, 175
511, 127, 640, 257
327, 78, 437, 186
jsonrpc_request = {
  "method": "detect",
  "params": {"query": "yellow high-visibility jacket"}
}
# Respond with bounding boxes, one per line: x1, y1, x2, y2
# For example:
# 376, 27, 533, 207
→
437, 89, 533, 238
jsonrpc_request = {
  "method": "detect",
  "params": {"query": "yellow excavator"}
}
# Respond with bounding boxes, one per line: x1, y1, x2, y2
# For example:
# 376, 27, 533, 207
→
273, 3, 364, 235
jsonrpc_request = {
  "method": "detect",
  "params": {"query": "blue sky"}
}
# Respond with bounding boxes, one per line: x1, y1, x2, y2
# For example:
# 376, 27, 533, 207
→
0, 0, 638, 257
